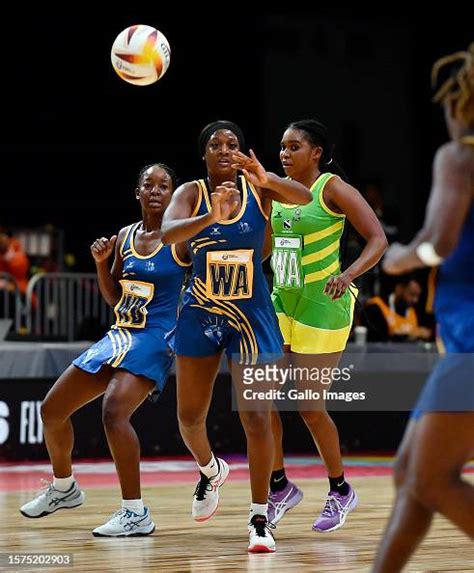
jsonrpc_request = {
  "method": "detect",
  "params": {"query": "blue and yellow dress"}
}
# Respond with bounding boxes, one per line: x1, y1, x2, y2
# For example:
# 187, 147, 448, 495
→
73, 222, 190, 391
174, 176, 283, 365
414, 135, 474, 415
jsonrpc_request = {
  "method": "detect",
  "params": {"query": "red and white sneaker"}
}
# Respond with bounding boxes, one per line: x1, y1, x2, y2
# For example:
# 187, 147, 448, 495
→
192, 458, 229, 522
248, 515, 276, 553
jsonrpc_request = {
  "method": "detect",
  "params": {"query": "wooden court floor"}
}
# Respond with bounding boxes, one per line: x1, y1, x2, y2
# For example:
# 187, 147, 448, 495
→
1, 476, 473, 572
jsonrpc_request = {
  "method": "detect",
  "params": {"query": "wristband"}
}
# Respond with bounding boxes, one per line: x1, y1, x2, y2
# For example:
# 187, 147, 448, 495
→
416, 242, 444, 266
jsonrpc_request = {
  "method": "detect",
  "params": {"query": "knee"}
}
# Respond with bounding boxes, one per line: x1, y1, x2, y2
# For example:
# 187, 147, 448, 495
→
407, 470, 446, 510
240, 411, 272, 437
102, 396, 126, 431
178, 408, 205, 432
299, 409, 325, 427
40, 398, 65, 426
393, 454, 409, 489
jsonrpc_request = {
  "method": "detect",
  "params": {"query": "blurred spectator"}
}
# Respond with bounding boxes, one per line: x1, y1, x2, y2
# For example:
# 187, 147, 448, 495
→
362, 275, 432, 342
0, 227, 30, 294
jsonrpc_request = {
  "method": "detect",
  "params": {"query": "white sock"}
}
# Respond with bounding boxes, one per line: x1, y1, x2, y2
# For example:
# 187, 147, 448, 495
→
122, 499, 145, 514
249, 503, 268, 520
199, 453, 219, 478
53, 475, 74, 492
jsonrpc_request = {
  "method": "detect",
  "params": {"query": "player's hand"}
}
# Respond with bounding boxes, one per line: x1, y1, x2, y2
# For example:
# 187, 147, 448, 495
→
91, 236, 117, 263
210, 181, 239, 222
324, 272, 353, 300
231, 149, 268, 187
382, 243, 412, 275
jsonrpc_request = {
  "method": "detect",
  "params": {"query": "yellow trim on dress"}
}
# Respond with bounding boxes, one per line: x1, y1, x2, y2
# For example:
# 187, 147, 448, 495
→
199, 177, 248, 225
304, 259, 340, 284
120, 224, 135, 256
130, 223, 163, 260
106, 330, 118, 364
305, 220, 344, 245
248, 179, 269, 220
171, 244, 192, 267
112, 327, 133, 367
192, 236, 213, 244
302, 239, 340, 265
318, 174, 346, 218
193, 277, 259, 364
192, 239, 227, 254
276, 312, 292, 346
191, 181, 204, 217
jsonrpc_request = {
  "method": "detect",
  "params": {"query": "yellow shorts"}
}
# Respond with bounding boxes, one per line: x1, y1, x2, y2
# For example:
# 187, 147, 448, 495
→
274, 286, 357, 354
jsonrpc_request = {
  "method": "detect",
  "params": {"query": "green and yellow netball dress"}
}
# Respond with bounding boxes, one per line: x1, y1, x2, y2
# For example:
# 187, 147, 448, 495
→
271, 173, 356, 354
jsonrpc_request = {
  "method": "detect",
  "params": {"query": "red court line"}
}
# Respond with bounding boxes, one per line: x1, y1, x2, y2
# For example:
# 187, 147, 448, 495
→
2, 460, 472, 493
0, 465, 395, 493
1, 467, 396, 493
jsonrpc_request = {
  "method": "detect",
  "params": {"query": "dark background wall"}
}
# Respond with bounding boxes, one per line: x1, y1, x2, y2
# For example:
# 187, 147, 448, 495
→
0, 376, 411, 460
2, 9, 472, 269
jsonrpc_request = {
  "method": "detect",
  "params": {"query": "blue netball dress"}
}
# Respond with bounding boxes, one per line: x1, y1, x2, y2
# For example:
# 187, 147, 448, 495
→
73, 222, 190, 391
414, 136, 474, 414
174, 175, 283, 365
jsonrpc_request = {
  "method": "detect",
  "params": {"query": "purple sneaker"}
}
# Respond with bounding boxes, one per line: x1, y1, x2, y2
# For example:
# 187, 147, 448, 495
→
312, 484, 358, 532
267, 480, 304, 525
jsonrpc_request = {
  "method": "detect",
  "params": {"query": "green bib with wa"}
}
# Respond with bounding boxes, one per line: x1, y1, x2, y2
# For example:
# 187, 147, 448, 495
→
271, 173, 345, 290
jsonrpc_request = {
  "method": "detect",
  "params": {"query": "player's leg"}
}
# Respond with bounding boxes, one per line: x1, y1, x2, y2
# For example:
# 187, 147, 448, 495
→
20, 364, 110, 518
177, 353, 230, 522
268, 404, 304, 526
372, 417, 436, 573
268, 297, 305, 524
43, 365, 111, 476
294, 351, 357, 532
101, 370, 154, 499
93, 369, 156, 537
271, 406, 285, 471
177, 353, 221, 465
233, 361, 276, 552
374, 353, 474, 571
408, 412, 474, 534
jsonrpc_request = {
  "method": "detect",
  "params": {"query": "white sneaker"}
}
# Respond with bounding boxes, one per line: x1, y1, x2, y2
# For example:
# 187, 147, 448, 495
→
92, 507, 155, 537
20, 481, 85, 518
192, 458, 229, 522
248, 515, 276, 553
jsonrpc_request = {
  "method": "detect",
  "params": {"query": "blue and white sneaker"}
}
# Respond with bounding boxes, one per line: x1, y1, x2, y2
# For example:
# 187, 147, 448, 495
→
92, 507, 155, 537
20, 481, 85, 518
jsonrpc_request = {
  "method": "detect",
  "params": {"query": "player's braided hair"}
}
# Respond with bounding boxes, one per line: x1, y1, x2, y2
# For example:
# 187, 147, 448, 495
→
432, 43, 474, 124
